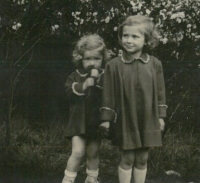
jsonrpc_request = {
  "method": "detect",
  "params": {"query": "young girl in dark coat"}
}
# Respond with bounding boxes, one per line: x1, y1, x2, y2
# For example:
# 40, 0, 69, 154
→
62, 34, 111, 183
100, 15, 167, 183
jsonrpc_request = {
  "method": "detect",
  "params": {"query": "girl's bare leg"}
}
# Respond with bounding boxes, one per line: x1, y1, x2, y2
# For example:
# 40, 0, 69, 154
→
85, 139, 101, 183
62, 136, 86, 183
86, 139, 101, 170
133, 148, 149, 183
118, 150, 135, 183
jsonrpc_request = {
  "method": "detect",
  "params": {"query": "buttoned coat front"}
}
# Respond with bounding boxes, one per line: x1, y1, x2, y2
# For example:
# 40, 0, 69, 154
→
101, 54, 167, 150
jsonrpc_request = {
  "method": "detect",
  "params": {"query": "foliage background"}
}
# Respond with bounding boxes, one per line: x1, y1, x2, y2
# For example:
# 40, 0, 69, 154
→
0, 0, 200, 181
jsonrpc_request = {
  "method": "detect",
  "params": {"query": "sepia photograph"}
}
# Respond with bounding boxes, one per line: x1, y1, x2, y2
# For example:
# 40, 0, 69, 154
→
0, 0, 200, 182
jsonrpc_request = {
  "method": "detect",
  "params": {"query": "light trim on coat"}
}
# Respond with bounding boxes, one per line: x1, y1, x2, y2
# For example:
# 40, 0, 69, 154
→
72, 82, 85, 96
100, 107, 117, 123
120, 53, 150, 64
158, 104, 168, 108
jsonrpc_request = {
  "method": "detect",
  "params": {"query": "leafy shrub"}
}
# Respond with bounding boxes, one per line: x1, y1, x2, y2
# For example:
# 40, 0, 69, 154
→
1, 0, 199, 59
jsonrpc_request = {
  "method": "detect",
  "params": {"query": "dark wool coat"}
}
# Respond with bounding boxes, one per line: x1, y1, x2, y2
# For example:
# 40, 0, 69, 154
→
101, 53, 167, 150
65, 69, 104, 139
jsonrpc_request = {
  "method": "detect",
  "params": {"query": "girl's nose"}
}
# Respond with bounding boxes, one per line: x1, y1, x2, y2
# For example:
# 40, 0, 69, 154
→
127, 37, 132, 43
90, 60, 95, 65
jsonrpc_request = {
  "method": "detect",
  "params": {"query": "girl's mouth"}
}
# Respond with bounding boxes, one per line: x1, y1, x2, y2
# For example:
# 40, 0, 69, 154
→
125, 45, 134, 48
86, 65, 95, 72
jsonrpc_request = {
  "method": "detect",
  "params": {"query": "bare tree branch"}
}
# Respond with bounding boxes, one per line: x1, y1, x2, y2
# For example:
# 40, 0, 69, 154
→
8, 52, 33, 122
14, 34, 44, 66
169, 87, 191, 121
165, 70, 182, 83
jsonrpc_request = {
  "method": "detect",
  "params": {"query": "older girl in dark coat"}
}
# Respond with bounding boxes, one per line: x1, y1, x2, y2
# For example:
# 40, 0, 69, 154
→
100, 15, 167, 183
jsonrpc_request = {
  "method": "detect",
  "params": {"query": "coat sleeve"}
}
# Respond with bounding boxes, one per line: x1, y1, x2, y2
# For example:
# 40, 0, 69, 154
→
101, 63, 117, 123
95, 71, 104, 89
65, 72, 85, 98
156, 60, 167, 118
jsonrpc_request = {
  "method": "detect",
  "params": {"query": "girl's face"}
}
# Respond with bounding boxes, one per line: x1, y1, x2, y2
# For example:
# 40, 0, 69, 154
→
82, 49, 103, 72
121, 25, 146, 58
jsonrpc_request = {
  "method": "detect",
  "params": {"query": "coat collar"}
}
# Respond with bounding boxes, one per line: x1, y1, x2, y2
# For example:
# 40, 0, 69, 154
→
76, 69, 89, 77
120, 51, 150, 64
76, 68, 104, 77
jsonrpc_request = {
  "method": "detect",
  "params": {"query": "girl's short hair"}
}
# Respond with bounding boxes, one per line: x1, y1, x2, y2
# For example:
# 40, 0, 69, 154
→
118, 15, 159, 49
72, 34, 111, 68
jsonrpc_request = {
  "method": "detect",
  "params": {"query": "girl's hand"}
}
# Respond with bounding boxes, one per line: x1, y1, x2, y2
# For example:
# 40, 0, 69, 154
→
82, 77, 95, 91
159, 118, 165, 131
91, 69, 100, 84
96, 76, 101, 84
98, 122, 110, 139
100, 122, 110, 128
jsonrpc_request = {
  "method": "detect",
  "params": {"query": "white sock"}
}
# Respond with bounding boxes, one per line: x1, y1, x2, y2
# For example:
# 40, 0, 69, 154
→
86, 168, 99, 182
133, 167, 147, 183
62, 169, 77, 183
118, 166, 132, 183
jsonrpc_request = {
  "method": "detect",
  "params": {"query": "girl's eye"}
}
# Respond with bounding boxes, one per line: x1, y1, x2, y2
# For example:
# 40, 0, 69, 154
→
84, 58, 91, 61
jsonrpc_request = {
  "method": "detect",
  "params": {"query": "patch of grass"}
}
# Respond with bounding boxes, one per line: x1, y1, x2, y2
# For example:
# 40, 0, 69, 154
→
1, 118, 200, 180
0, 118, 70, 176
148, 126, 200, 180
99, 139, 120, 176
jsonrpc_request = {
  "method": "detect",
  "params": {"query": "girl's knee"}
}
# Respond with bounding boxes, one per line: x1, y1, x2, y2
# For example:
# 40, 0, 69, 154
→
120, 150, 135, 166
86, 140, 100, 159
135, 155, 148, 167
87, 148, 99, 159
71, 146, 85, 159
135, 148, 149, 168
71, 136, 86, 159
121, 157, 134, 167
86, 146, 99, 159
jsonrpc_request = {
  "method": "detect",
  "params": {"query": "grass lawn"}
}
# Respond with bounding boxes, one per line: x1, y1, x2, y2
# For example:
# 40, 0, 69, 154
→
1, 118, 200, 182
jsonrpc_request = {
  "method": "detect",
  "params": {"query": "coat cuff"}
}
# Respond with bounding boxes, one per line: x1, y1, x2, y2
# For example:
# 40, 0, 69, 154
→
100, 107, 117, 123
96, 85, 103, 89
158, 105, 168, 118
72, 82, 85, 96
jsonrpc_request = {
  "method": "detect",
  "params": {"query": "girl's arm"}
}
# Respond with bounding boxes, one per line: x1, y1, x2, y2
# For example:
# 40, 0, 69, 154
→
65, 72, 95, 98
95, 70, 104, 89
156, 61, 167, 131
100, 63, 117, 123
99, 63, 117, 138
65, 72, 85, 98
157, 60, 167, 118
65, 73, 84, 98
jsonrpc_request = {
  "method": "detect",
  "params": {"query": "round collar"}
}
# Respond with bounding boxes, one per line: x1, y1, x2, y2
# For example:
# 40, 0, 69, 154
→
120, 52, 150, 64
76, 68, 104, 77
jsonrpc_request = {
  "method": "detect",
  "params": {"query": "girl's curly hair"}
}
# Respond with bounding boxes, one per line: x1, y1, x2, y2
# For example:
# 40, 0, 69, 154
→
118, 15, 159, 50
72, 34, 113, 68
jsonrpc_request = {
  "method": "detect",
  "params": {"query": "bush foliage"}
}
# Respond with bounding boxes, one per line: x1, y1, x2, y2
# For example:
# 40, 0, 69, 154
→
0, 0, 200, 58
